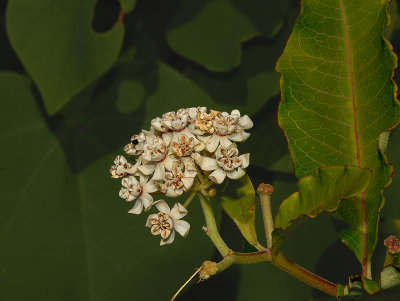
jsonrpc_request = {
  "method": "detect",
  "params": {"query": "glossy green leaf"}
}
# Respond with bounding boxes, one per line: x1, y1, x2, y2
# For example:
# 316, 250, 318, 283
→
166, 0, 259, 72
275, 166, 371, 230
6, 0, 124, 115
0, 72, 215, 300
219, 175, 258, 246
276, 0, 400, 265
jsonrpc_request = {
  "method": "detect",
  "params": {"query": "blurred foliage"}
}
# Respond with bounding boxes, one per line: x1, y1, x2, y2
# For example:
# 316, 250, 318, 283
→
1, 0, 400, 300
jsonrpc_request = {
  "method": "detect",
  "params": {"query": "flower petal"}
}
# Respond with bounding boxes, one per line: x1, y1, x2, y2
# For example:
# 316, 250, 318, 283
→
182, 177, 194, 190
170, 202, 188, 220
152, 163, 165, 181
138, 164, 155, 175
160, 230, 175, 245
239, 115, 253, 129
174, 220, 190, 237
139, 193, 153, 211
162, 132, 173, 146
241, 131, 250, 142
240, 153, 250, 169
166, 187, 179, 197
206, 134, 219, 152
143, 180, 158, 193
208, 168, 226, 184
154, 199, 171, 214
145, 213, 158, 227
226, 168, 246, 180
197, 156, 217, 171
163, 155, 177, 171
219, 136, 232, 148
128, 199, 143, 214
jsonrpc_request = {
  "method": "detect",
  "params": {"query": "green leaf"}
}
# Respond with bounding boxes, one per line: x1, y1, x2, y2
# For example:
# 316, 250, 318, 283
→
362, 276, 381, 295
6, 0, 124, 115
104, 60, 219, 123
119, 0, 136, 13
219, 175, 258, 246
383, 127, 400, 221
0, 72, 215, 300
340, 267, 400, 300
275, 166, 371, 230
276, 0, 400, 265
384, 0, 400, 40
166, 0, 259, 71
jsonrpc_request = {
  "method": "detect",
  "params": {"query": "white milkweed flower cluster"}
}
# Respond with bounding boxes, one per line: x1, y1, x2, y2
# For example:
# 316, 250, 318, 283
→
110, 107, 253, 245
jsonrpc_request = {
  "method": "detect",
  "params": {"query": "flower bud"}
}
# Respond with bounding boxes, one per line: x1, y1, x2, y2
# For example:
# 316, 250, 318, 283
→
384, 235, 400, 255
208, 188, 217, 197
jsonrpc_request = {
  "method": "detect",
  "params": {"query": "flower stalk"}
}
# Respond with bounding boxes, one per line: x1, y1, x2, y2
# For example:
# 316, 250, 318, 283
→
257, 183, 275, 249
199, 193, 230, 256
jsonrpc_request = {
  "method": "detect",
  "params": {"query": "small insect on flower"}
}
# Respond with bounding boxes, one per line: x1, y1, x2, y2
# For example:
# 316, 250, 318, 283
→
110, 107, 252, 244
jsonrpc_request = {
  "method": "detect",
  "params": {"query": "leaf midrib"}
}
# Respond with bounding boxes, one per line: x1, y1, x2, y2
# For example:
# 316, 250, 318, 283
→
339, 0, 367, 270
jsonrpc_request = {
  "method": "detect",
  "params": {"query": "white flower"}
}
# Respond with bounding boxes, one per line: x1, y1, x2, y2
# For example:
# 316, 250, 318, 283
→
193, 146, 249, 184
110, 155, 155, 181
170, 132, 205, 157
200, 110, 253, 153
226, 109, 253, 142
156, 166, 195, 197
110, 155, 134, 178
124, 130, 152, 156
146, 200, 190, 245
119, 176, 157, 214
141, 135, 178, 181
142, 136, 168, 162
188, 109, 219, 136
151, 109, 189, 133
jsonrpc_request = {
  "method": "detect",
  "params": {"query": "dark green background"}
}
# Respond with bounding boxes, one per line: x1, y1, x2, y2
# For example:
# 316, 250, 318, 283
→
1, 0, 400, 300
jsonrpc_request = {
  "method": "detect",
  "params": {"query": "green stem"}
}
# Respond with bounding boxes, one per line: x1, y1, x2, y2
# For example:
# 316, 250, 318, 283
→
201, 249, 337, 296
272, 252, 337, 297
216, 250, 272, 273
384, 250, 396, 267
183, 191, 196, 208
197, 170, 206, 185
199, 193, 230, 257
257, 184, 274, 248
198, 186, 337, 297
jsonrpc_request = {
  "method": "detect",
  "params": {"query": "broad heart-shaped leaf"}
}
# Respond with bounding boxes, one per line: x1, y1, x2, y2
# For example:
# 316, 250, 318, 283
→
218, 175, 258, 246
276, 0, 400, 269
166, 0, 259, 72
0, 72, 216, 301
275, 166, 371, 230
6, 0, 124, 115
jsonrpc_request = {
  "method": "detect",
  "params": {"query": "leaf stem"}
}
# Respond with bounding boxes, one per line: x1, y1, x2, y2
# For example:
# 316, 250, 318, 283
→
198, 193, 230, 257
